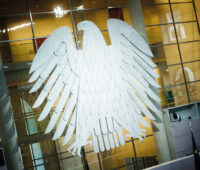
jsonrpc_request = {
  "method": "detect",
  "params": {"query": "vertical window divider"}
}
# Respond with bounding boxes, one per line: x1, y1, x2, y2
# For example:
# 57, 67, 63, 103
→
168, 0, 191, 103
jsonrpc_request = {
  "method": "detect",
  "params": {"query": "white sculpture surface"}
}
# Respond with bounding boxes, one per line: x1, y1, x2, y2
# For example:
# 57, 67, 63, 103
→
29, 19, 161, 156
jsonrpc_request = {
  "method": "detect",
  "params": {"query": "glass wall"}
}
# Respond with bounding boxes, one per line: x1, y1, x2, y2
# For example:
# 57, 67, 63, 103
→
142, 0, 200, 108
0, 0, 200, 169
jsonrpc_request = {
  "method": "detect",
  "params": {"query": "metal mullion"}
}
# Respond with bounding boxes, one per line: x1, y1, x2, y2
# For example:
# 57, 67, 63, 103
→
142, 1, 192, 7
150, 42, 177, 48
0, 37, 34, 43
0, 13, 30, 18
131, 137, 138, 170
104, 0, 110, 19
168, 0, 191, 102
67, 0, 79, 49
186, 79, 200, 84
178, 39, 200, 44
192, 0, 200, 34
174, 20, 197, 25
52, 140, 61, 170
97, 153, 103, 170
149, 39, 200, 48
19, 90, 32, 136
159, 82, 187, 90
107, 6, 127, 9
145, 20, 197, 28
145, 22, 173, 27
25, 0, 38, 50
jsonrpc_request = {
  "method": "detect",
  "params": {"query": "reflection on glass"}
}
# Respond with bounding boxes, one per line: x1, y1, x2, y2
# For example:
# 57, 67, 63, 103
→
168, 65, 185, 85
157, 65, 184, 87
176, 22, 200, 42
172, 84, 188, 105
158, 88, 175, 108
143, 5, 172, 25
146, 24, 176, 45
29, 0, 69, 13
180, 41, 200, 62
151, 44, 180, 66
32, 13, 73, 37
172, 3, 195, 22
188, 81, 200, 102
0, 15, 32, 41
0, 0, 28, 15
183, 61, 200, 82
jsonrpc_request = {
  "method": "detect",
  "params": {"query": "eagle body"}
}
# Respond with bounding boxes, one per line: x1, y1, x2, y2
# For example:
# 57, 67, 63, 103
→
29, 19, 161, 156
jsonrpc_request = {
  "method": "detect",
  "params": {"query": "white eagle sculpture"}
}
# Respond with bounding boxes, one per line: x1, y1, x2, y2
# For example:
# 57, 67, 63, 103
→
29, 19, 161, 156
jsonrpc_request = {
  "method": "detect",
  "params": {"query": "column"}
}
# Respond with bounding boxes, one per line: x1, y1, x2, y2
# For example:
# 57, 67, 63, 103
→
128, 0, 171, 163
0, 56, 23, 170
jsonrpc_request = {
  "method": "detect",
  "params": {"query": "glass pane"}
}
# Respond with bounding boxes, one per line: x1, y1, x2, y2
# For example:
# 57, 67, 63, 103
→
122, 8, 131, 25
86, 152, 100, 170
176, 22, 200, 42
70, 0, 106, 9
188, 81, 200, 102
158, 88, 175, 108
180, 41, 200, 62
0, 15, 33, 41
146, 24, 177, 45
134, 136, 157, 157
172, 3, 196, 22
9, 40, 35, 63
72, 9, 108, 32
151, 44, 180, 66
82, 0, 106, 9
158, 65, 184, 87
29, 0, 69, 13
108, 8, 125, 20
0, 42, 14, 64
100, 142, 134, 169
183, 61, 200, 82
0, 0, 28, 15
139, 117, 154, 136
195, 0, 200, 22
107, 0, 128, 7
143, 5, 172, 25
102, 31, 111, 45
141, 0, 168, 5
32, 13, 73, 37
20, 145, 34, 169
61, 156, 84, 170
172, 84, 188, 105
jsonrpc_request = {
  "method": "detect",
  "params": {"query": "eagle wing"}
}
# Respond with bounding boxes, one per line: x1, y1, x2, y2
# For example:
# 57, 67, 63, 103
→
29, 27, 80, 144
103, 19, 161, 142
